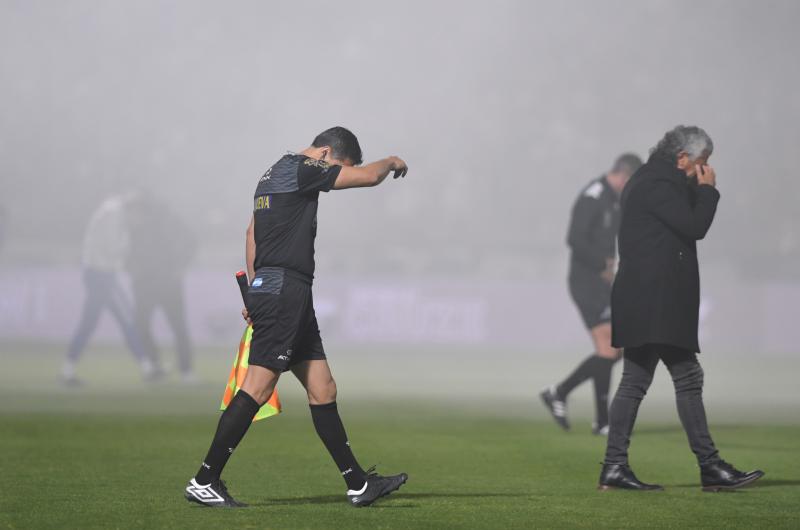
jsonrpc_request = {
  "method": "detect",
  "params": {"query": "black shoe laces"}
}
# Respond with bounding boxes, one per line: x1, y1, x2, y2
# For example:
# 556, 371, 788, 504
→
216, 480, 230, 496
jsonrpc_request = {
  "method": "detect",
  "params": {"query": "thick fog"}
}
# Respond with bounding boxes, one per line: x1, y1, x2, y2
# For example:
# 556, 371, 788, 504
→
1, 0, 799, 372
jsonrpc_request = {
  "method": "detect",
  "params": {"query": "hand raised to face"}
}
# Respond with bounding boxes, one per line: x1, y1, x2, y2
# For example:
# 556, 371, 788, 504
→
696, 165, 716, 187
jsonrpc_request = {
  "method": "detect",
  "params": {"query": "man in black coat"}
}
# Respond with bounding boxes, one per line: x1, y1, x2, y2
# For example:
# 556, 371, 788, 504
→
598, 125, 764, 492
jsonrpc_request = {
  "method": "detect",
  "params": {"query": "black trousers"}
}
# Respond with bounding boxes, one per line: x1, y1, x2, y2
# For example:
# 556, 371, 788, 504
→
131, 275, 193, 374
604, 344, 720, 466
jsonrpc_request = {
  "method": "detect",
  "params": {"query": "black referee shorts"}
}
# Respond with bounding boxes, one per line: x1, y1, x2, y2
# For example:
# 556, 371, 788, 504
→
568, 272, 612, 330
246, 267, 326, 373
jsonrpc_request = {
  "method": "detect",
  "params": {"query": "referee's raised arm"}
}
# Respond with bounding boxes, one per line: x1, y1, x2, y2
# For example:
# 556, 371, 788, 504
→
332, 156, 408, 189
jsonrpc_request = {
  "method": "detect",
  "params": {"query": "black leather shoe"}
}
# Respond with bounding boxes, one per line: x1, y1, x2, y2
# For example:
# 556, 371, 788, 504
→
701, 460, 764, 492
598, 464, 664, 491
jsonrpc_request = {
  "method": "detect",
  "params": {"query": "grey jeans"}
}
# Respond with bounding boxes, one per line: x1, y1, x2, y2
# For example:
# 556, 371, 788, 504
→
604, 344, 720, 466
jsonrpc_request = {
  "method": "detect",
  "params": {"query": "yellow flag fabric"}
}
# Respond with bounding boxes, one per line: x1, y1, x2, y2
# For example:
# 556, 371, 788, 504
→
220, 325, 281, 421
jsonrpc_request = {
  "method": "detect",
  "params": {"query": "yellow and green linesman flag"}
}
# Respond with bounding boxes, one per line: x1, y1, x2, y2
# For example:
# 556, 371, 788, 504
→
220, 324, 281, 421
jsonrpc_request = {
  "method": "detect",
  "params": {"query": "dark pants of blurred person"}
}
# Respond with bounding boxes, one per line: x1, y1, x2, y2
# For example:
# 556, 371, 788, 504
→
62, 268, 154, 384
604, 344, 720, 465
131, 274, 194, 379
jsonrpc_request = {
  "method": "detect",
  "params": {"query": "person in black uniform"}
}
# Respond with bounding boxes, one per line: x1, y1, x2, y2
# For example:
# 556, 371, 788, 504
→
185, 127, 410, 508
598, 125, 764, 492
126, 191, 198, 382
541, 154, 642, 435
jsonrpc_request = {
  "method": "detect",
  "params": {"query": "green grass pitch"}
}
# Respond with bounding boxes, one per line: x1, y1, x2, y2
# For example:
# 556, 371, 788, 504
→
2, 345, 799, 529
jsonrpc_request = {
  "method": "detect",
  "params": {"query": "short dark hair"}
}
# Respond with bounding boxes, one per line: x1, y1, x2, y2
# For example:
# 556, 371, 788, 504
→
312, 126, 363, 165
611, 153, 643, 175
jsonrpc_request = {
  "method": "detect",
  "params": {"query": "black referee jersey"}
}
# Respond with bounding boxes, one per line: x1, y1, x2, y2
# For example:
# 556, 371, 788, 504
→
567, 176, 620, 279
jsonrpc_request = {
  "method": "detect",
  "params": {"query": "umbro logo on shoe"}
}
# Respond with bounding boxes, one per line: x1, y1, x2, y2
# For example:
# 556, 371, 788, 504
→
184, 478, 247, 507
186, 479, 225, 503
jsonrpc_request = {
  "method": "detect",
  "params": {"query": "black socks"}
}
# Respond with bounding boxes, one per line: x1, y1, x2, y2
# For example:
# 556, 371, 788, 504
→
195, 390, 260, 485
556, 354, 602, 399
593, 357, 617, 426
556, 354, 618, 426
310, 401, 367, 491
193, 395, 366, 491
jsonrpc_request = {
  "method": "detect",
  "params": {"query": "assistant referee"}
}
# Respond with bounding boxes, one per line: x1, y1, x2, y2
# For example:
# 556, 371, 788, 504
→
184, 127, 409, 508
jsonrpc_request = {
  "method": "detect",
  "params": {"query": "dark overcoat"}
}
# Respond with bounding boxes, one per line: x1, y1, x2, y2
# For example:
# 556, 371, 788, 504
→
611, 157, 720, 352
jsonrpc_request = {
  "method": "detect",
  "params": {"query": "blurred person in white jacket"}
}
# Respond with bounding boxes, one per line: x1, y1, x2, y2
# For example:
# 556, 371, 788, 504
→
61, 193, 156, 385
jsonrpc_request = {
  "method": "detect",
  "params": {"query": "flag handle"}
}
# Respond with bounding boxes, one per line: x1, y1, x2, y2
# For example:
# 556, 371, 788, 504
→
235, 270, 249, 304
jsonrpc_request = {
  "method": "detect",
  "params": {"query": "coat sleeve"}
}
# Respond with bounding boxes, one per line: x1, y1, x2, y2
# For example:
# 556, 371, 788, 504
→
647, 179, 720, 240
567, 195, 608, 270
